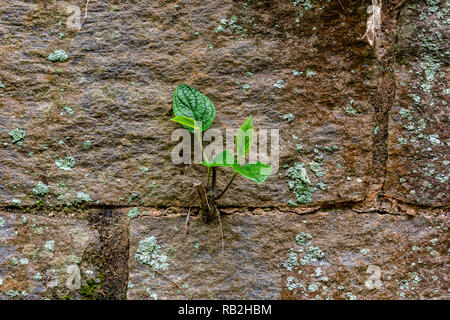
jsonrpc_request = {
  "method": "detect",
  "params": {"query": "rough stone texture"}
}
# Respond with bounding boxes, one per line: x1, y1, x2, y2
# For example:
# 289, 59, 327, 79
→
127, 210, 449, 300
385, 1, 449, 206
0, 210, 101, 300
0, 0, 376, 207
0, 0, 449, 301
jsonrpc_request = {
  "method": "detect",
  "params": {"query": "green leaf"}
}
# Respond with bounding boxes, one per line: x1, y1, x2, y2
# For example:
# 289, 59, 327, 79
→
173, 84, 215, 132
236, 116, 253, 157
202, 150, 235, 167
232, 162, 272, 184
170, 115, 195, 128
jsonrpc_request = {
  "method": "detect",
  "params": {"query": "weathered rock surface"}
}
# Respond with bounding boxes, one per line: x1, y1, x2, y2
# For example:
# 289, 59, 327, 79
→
0, 0, 448, 302
127, 210, 449, 300
0, 210, 101, 300
0, 0, 376, 207
385, 1, 449, 206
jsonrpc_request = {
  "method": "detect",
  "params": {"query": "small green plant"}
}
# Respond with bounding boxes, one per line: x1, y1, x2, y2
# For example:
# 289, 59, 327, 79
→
170, 84, 273, 249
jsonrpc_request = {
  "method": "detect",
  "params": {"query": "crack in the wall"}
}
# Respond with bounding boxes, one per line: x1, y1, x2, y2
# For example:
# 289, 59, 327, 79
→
85, 209, 130, 299
371, 62, 396, 181
370, 1, 403, 183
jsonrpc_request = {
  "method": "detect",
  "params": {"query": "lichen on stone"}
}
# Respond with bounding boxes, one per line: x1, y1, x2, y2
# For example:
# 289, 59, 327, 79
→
4, 290, 20, 298
45, 240, 55, 252
55, 156, 75, 171
283, 113, 295, 123
83, 140, 92, 150
274, 80, 286, 89
286, 162, 316, 205
309, 161, 324, 178
135, 236, 169, 271
47, 49, 68, 62
344, 106, 357, 115
305, 69, 317, 77
282, 249, 299, 271
146, 287, 158, 300
295, 232, 312, 245
286, 276, 304, 291
32, 181, 49, 196
61, 106, 73, 116
75, 192, 92, 203
128, 207, 140, 218
8, 128, 26, 145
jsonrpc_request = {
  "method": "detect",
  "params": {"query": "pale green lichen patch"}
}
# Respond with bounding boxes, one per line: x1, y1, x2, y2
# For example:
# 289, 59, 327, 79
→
75, 192, 92, 203
295, 232, 312, 245
305, 69, 317, 77
4, 290, 20, 298
286, 276, 304, 291
9, 128, 26, 145
283, 232, 328, 297
48, 49, 68, 62
0, 216, 5, 227
32, 181, 49, 196
309, 161, 324, 178
83, 140, 92, 150
344, 100, 358, 115
286, 162, 316, 205
60, 106, 74, 116
128, 207, 140, 218
300, 244, 325, 265
282, 250, 299, 271
34, 272, 42, 281
360, 248, 369, 255
55, 156, 75, 171
216, 15, 247, 35
146, 288, 158, 300
283, 113, 295, 123
45, 240, 55, 251
274, 80, 286, 89
346, 292, 357, 300
135, 236, 169, 271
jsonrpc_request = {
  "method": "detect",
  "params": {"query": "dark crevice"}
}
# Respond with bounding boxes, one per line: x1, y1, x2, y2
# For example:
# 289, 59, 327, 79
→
86, 208, 130, 300
371, 61, 396, 180
370, 1, 404, 187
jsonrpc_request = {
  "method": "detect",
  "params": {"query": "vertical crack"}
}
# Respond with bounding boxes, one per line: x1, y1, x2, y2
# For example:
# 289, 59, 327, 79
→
87, 208, 129, 299
370, 2, 403, 184
371, 61, 396, 181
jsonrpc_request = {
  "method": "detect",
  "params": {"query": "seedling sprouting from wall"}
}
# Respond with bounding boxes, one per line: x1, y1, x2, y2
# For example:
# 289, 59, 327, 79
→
170, 84, 273, 251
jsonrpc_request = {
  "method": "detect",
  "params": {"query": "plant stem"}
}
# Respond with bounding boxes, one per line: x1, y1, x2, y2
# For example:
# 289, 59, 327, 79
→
213, 202, 224, 254
184, 207, 191, 235
215, 172, 238, 200
195, 182, 210, 210
206, 167, 211, 190
211, 167, 217, 194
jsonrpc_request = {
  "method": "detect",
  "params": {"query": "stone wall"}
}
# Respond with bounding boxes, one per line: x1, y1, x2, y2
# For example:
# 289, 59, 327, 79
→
0, 0, 448, 299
